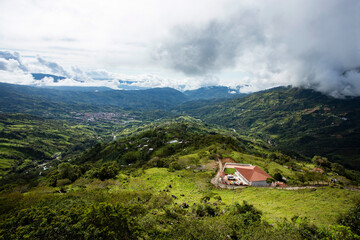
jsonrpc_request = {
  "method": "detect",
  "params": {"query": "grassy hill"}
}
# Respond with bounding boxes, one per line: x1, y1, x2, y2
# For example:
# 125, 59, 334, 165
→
0, 121, 359, 239
178, 87, 360, 170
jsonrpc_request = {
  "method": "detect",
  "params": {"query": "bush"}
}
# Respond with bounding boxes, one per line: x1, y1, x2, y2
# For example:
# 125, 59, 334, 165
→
56, 178, 72, 187
326, 225, 360, 240
194, 204, 218, 217
338, 201, 360, 235
169, 161, 183, 171
229, 201, 262, 225
57, 162, 80, 182
85, 163, 119, 181
274, 173, 283, 181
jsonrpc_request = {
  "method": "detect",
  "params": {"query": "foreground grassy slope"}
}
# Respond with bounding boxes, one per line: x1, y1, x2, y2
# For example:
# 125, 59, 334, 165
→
104, 167, 358, 226
1, 121, 359, 239
3, 181, 359, 239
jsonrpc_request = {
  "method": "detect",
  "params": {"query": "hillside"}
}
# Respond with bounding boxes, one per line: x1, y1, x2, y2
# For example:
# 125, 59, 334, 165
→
178, 87, 360, 170
0, 83, 188, 110
0, 114, 99, 179
1, 85, 360, 239
1, 121, 359, 239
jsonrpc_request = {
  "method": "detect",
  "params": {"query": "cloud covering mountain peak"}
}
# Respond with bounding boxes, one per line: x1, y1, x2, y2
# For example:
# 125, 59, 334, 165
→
154, 0, 360, 97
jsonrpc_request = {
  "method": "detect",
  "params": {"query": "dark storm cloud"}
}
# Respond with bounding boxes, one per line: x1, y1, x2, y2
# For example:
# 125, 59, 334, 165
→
154, 9, 265, 75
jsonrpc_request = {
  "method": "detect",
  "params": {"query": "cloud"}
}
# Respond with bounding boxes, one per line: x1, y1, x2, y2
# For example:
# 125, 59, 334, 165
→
154, 9, 264, 75
0, 1, 359, 97
37, 57, 70, 77
0, 50, 215, 90
155, 0, 360, 97
0, 51, 28, 71
0, 70, 34, 85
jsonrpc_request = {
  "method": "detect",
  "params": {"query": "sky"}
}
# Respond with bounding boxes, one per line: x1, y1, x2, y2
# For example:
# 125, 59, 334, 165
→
0, 0, 359, 97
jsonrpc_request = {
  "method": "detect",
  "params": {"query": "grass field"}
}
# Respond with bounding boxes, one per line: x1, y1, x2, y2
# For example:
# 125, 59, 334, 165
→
69, 167, 360, 227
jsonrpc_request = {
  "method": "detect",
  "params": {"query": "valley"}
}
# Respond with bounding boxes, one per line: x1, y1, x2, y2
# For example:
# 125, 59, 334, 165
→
0, 84, 359, 239
1, 2, 358, 238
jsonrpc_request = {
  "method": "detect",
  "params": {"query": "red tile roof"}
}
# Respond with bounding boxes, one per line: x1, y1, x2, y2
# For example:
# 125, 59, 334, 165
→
312, 168, 324, 173
276, 182, 287, 187
234, 166, 272, 182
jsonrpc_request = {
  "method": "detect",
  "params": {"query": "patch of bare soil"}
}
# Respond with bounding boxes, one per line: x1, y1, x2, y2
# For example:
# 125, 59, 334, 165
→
221, 157, 236, 165
206, 160, 218, 170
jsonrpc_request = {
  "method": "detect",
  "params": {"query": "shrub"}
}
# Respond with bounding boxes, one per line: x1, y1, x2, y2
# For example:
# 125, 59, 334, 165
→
56, 178, 72, 187
274, 173, 283, 181
194, 204, 218, 217
338, 201, 360, 235
57, 162, 80, 182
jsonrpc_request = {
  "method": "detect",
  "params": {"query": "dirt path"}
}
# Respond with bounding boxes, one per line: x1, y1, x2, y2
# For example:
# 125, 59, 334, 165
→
210, 157, 223, 186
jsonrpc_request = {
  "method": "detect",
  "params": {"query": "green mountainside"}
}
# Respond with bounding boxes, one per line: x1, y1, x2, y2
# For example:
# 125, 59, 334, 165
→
0, 84, 360, 239
0, 114, 98, 178
178, 87, 360, 170
0, 120, 359, 239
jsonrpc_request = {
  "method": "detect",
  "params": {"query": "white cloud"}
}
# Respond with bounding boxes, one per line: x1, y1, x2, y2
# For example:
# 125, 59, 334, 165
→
0, 70, 35, 85
0, 50, 221, 90
0, 0, 358, 97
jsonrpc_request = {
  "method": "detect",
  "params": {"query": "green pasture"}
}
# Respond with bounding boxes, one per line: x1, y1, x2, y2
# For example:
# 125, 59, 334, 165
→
99, 167, 360, 227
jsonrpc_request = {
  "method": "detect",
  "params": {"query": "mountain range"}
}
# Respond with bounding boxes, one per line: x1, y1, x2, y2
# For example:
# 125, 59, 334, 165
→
1, 81, 360, 238
1, 82, 360, 170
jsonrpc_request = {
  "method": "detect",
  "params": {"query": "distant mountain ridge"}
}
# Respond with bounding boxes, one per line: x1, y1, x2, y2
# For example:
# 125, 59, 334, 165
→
184, 86, 245, 100
0, 83, 249, 113
31, 73, 67, 82
29, 73, 246, 97
0, 83, 188, 111
36, 86, 114, 92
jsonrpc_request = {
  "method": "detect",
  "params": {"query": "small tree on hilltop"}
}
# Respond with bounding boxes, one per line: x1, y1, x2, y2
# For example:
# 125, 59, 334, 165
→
312, 156, 330, 169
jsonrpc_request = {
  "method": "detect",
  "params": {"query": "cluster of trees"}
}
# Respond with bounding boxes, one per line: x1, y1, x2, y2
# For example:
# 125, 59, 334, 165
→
312, 156, 360, 184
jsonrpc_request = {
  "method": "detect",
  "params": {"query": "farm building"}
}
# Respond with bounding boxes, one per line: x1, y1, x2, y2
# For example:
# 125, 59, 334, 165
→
223, 163, 272, 187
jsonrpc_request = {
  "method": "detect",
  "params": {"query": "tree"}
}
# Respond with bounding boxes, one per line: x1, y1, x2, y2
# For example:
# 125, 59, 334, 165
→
312, 156, 330, 169
57, 162, 80, 182
274, 173, 283, 182
122, 151, 141, 164
266, 178, 275, 184
331, 163, 345, 176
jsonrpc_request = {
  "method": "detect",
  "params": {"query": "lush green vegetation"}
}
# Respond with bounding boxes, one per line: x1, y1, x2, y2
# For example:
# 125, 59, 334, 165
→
0, 114, 100, 178
177, 87, 360, 170
1, 84, 360, 239
0, 166, 359, 239
1, 121, 358, 238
